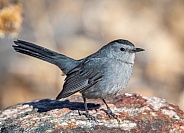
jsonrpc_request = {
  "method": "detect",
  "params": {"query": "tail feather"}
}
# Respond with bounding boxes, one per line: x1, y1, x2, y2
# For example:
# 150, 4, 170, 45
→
13, 40, 57, 64
14, 46, 55, 64
13, 40, 79, 74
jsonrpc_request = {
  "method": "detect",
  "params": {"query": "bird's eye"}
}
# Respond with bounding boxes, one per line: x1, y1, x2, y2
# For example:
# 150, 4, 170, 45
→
120, 48, 125, 51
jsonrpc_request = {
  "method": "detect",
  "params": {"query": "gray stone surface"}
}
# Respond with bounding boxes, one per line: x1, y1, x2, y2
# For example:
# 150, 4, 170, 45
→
0, 93, 184, 132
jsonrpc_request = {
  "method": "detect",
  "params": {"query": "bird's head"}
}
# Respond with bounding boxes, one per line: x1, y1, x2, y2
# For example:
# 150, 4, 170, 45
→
100, 39, 144, 64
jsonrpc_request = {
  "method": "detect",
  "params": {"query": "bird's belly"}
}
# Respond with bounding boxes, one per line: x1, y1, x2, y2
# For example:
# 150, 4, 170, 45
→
82, 82, 123, 99
82, 63, 133, 99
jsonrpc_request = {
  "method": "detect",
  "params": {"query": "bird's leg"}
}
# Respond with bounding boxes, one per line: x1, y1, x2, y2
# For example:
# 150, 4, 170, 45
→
102, 99, 117, 119
83, 97, 96, 121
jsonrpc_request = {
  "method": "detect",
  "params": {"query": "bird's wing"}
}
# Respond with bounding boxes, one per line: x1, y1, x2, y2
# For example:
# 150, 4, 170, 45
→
56, 58, 103, 99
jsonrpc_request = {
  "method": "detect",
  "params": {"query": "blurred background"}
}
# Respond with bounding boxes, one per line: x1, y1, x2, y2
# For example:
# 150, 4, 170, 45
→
0, 0, 184, 110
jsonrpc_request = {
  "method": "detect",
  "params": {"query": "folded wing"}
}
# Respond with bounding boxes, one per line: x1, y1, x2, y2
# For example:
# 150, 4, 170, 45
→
56, 59, 103, 99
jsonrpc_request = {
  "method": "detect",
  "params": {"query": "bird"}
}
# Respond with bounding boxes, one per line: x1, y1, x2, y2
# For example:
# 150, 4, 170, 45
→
13, 39, 144, 120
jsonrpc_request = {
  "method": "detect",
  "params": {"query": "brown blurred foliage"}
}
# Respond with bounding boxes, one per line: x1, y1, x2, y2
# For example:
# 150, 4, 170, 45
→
0, 0, 22, 37
0, 0, 184, 110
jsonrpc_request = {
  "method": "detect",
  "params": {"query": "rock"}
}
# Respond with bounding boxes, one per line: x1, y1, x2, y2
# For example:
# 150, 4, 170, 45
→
0, 93, 184, 132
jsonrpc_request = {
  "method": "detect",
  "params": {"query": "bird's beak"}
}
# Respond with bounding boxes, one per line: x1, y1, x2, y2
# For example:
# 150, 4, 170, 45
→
131, 48, 145, 53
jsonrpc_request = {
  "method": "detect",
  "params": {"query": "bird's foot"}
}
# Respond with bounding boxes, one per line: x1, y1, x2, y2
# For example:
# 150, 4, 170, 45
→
103, 108, 120, 122
78, 110, 97, 122
106, 108, 117, 119
102, 99, 119, 121
85, 111, 97, 122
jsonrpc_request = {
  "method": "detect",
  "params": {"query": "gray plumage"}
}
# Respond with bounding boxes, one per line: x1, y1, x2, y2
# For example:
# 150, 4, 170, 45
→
13, 39, 144, 120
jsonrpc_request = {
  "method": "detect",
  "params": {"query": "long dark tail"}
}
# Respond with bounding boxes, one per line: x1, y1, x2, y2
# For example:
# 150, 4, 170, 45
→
13, 40, 79, 74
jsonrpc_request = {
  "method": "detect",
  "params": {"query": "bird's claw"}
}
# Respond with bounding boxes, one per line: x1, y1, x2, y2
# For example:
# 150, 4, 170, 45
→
85, 112, 97, 122
104, 108, 120, 122
78, 110, 98, 122
106, 109, 117, 119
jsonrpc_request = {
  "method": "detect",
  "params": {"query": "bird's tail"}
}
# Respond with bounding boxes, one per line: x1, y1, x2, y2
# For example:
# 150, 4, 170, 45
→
13, 40, 78, 74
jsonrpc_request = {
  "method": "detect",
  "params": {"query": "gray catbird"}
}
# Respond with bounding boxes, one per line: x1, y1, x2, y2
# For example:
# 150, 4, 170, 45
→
13, 39, 144, 120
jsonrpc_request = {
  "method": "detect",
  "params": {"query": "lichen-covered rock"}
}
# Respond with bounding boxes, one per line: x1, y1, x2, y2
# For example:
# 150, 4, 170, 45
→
0, 93, 184, 132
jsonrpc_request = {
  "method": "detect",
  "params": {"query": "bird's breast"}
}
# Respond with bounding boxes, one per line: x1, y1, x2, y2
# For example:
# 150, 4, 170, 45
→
82, 62, 134, 99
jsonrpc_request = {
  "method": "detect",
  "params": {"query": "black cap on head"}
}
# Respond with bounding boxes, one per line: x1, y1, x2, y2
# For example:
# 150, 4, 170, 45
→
110, 39, 135, 47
